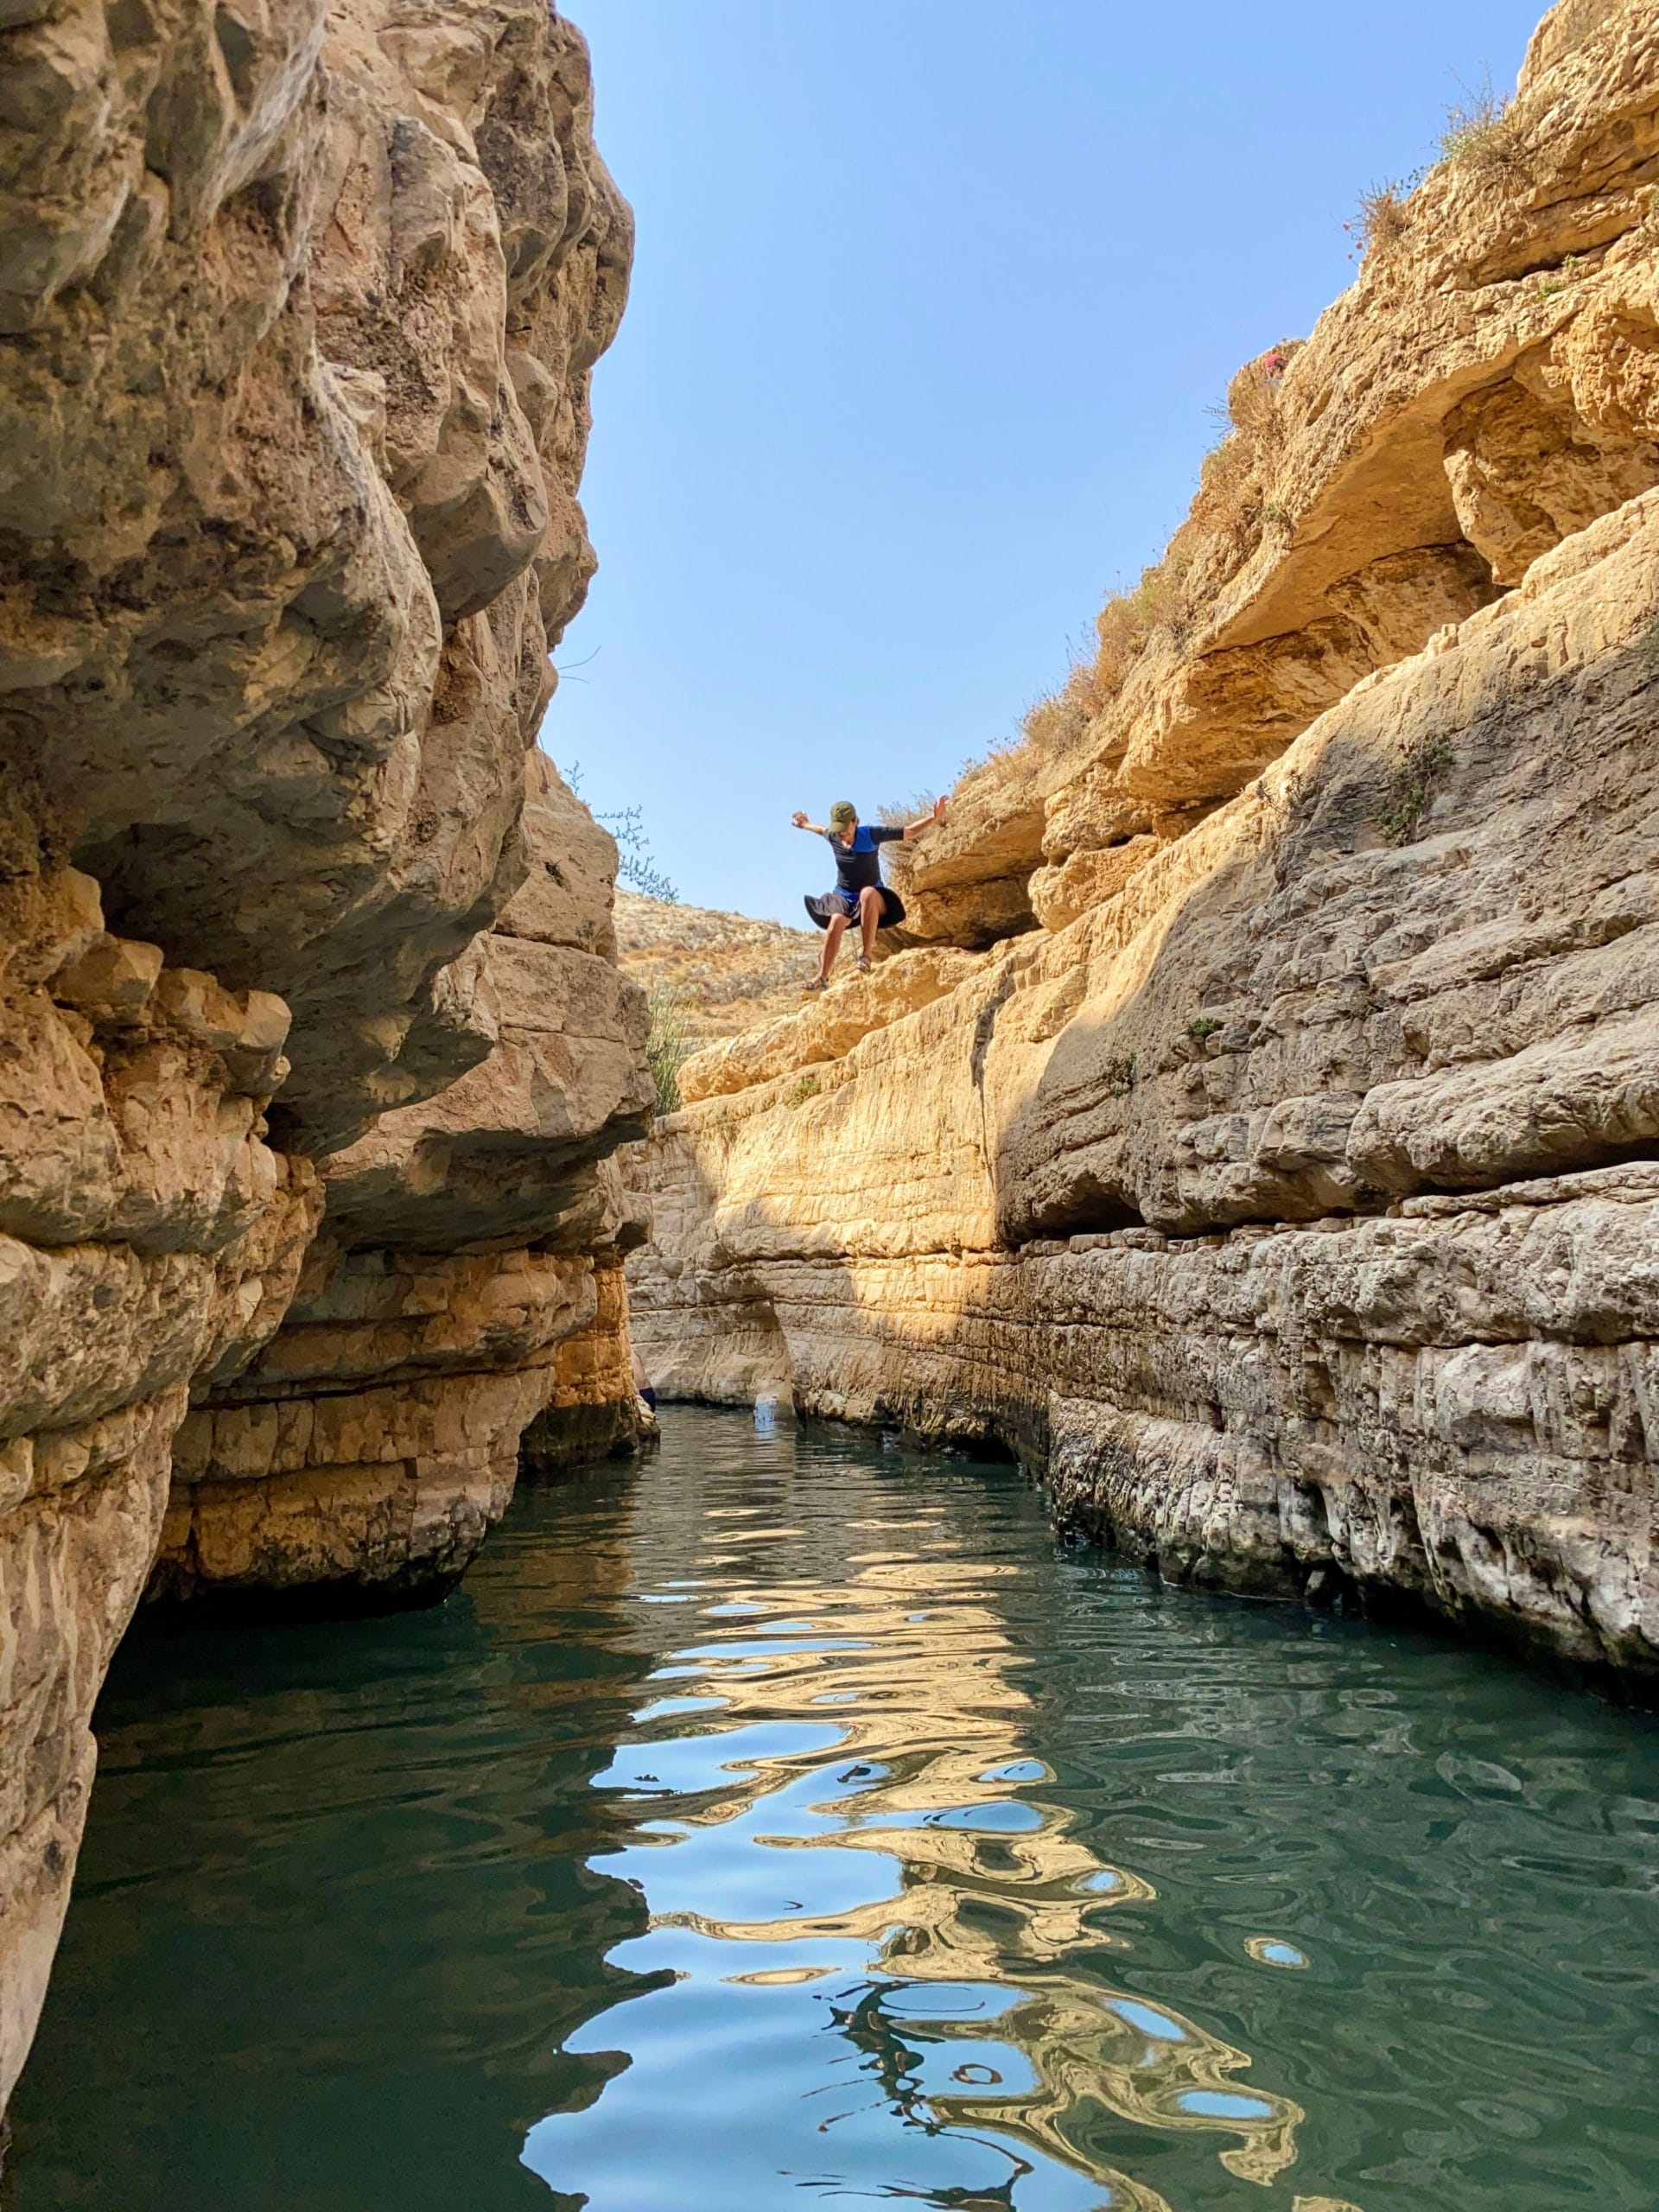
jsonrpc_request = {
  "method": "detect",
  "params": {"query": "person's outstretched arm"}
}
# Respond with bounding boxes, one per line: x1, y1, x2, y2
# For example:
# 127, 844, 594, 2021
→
791, 810, 828, 835
901, 795, 950, 842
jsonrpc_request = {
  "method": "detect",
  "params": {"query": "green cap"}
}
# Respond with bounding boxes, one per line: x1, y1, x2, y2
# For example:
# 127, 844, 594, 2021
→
829, 800, 857, 830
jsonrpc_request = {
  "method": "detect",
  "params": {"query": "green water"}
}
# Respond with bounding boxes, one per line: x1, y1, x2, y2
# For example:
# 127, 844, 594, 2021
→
9, 1410, 1659, 2212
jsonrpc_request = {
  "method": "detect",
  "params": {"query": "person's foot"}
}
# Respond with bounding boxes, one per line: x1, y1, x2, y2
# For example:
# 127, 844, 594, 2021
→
855, 952, 872, 974
804, 976, 829, 993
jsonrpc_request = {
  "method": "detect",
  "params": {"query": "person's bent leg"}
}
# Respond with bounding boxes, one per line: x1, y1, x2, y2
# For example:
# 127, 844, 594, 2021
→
818, 912, 848, 981
858, 885, 881, 965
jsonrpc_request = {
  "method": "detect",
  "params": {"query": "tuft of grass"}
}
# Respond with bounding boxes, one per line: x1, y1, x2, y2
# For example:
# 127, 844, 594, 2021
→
1186, 1015, 1222, 1045
1440, 79, 1528, 176
1380, 737, 1455, 843
1096, 557, 1191, 689
1196, 432, 1255, 531
1528, 251, 1583, 302
1103, 1052, 1137, 1098
1348, 181, 1416, 259
1191, 342, 1306, 549
876, 791, 938, 828
1018, 658, 1109, 759
785, 1071, 822, 1108
1633, 612, 1659, 671
1260, 498, 1292, 531
645, 981, 692, 1115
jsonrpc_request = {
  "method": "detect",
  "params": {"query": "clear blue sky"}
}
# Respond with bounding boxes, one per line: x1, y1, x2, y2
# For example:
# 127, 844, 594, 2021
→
543, 0, 1543, 925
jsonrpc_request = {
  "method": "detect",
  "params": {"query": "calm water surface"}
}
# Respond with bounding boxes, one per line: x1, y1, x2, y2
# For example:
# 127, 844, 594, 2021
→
10, 1409, 1659, 2211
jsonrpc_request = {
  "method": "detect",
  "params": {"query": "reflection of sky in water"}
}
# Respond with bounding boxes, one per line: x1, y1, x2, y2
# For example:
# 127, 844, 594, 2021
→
1248, 1936, 1311, 1970
12, 1412, 1659, 2212
526, 1439, 1317, 2210
520, 1418, 1659, 2212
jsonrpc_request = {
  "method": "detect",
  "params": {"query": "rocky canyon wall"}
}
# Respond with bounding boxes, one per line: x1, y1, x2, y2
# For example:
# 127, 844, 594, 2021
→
632, 1, 1659, 1694
1, 0, 643, 2123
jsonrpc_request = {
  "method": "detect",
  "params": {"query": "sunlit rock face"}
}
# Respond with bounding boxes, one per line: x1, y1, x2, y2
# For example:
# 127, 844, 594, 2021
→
0, 0, 639, 2123
632, 1, 1659, 1693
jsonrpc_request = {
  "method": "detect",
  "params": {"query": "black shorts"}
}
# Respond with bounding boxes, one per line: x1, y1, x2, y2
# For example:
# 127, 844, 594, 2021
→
803, 885, 906, 931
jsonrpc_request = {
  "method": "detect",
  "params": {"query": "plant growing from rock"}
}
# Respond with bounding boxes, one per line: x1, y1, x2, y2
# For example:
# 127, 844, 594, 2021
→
1096, 558, 1191, 687
1380, 736, 1454, 843
877, 791, 939, 827
564, 762, 680, 901
605, 805, 680, 902
646, 982, 692, 1115
1186, 1014, 1221, 1044
1016, 657, 1110, 760
1103, 1052, 1137, 1096
785, 1072, 823, 1107
1527, 251, 1583, 302
1440, 79, 1527, 176
1348, 181, 1415, 258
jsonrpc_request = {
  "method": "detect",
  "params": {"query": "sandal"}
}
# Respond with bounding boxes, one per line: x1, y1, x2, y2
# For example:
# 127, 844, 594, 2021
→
804, 976, 829, 993
855, 952, 872, 974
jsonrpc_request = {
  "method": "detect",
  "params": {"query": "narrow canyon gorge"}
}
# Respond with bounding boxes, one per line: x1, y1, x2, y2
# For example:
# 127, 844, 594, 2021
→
630, 0, 1659, 1689
3, 0, 1657, 2166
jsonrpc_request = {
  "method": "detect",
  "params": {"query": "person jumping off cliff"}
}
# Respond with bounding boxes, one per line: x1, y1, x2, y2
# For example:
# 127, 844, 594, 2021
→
791, 796, 948, 989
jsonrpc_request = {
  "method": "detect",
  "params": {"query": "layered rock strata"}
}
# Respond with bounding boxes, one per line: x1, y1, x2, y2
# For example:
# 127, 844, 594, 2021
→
883, 0, 1659, 947
2, 0, 640, 2122
632, 1, 1659, 1693
150, 753, 652, 1610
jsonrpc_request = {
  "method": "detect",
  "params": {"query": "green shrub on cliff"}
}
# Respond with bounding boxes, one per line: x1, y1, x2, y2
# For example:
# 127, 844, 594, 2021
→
1380, 736, 1455, 843
646, 982, 692, 1115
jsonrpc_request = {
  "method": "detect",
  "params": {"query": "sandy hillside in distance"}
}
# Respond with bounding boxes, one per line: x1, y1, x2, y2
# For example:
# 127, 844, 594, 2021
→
615, 891, 821, 1042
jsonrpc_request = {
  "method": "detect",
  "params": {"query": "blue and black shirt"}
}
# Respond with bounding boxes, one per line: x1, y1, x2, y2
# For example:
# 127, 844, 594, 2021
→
804, 823, 908, 931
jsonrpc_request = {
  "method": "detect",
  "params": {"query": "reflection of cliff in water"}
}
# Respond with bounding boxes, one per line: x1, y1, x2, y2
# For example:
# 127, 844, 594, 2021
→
531, 1419, 1304, 2209
9, 1472, 665, 2211
16, 1413, 1658, 2212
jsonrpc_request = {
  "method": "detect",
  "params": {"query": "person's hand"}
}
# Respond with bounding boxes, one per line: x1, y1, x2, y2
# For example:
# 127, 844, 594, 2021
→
791, 810, 809, 828
932, 794, 949, 823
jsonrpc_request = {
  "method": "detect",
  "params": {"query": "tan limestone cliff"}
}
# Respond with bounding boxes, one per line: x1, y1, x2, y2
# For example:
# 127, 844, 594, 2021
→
149, 751, 652, 1610
1, 0, 641, 2125
632, 0, 1659, 1694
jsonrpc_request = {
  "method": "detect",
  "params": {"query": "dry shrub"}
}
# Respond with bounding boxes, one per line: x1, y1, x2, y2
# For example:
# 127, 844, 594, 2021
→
1441, 81, 1528, 175
1193, 430, 1258, 539
876, 791, 938, 827
1018, 658, 1109, 759
1192, 340, 1305, 544
1226, 340, 1300, 442
959, 731, 1039, 782
1096, 556, 1191, 689
1349, 181, 1414, 258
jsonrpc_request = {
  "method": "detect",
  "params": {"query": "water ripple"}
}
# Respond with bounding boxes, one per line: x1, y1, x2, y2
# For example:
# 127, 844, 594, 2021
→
10, 1413, 1659, 2212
